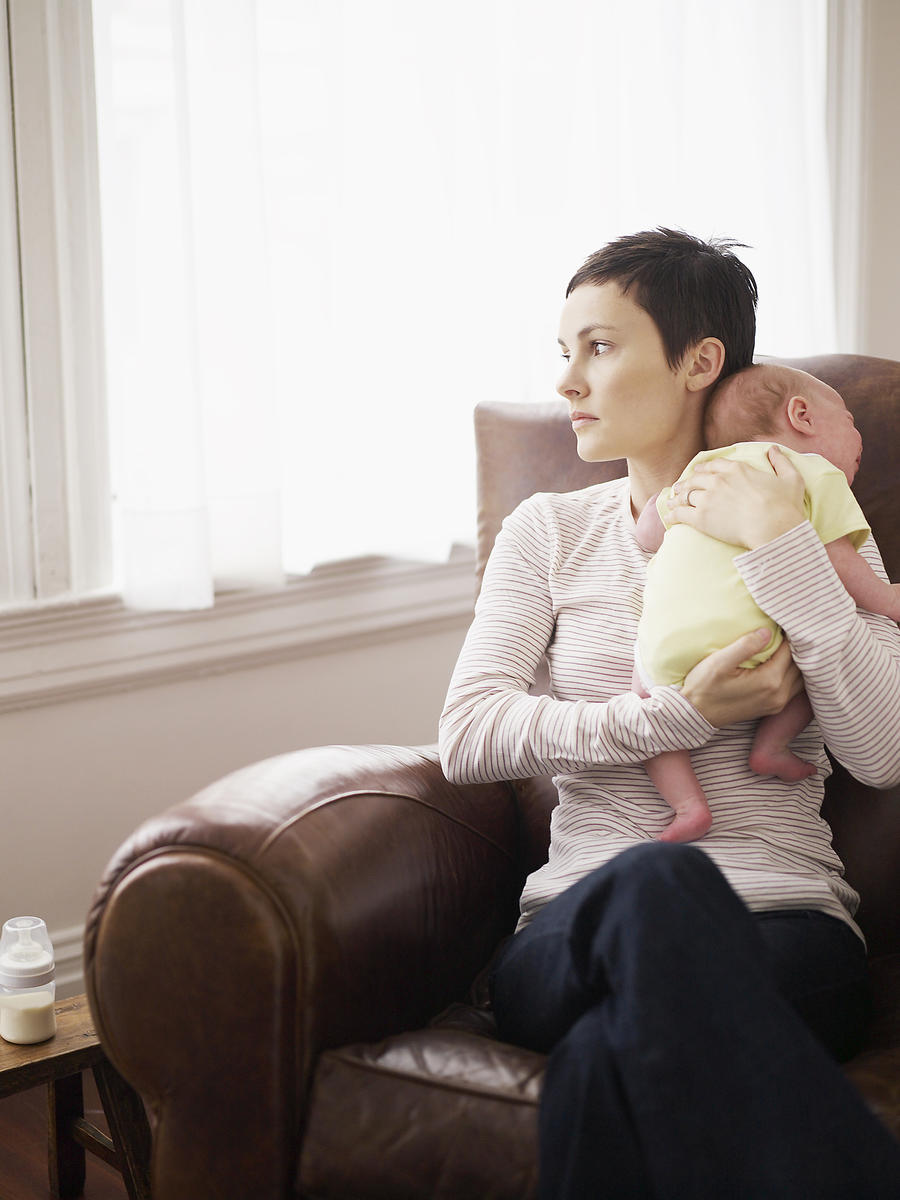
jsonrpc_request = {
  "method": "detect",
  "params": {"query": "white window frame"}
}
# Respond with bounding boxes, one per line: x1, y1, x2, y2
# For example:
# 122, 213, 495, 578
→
4, 0, 111, 604
826, 0, 866, 353
0, 551, 475, 712
0, 0, 32, 602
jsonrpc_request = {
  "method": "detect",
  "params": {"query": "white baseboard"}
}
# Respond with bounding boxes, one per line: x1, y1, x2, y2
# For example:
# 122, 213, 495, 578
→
51, 922, 86, 999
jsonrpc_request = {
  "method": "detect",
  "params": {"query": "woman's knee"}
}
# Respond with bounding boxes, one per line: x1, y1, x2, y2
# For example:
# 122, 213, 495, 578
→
491, 925, 593, 1053
566, 842, 754, 981
612, 840, 707, 876
754, 911, 872, 1061
573, 841, 733, 921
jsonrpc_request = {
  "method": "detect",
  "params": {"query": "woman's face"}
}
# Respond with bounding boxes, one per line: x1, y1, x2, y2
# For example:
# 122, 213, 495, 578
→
556, 282, 693, 465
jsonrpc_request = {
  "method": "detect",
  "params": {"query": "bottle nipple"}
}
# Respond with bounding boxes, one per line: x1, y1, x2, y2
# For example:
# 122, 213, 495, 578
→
0, 918, 54, 979
7, 927, 45, 965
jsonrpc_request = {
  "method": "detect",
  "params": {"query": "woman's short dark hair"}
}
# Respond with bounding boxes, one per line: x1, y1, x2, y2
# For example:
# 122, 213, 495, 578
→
566, 228, 758, 380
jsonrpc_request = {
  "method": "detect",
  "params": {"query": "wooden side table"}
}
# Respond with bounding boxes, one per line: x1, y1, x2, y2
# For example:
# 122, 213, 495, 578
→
0, 993, 151, 1199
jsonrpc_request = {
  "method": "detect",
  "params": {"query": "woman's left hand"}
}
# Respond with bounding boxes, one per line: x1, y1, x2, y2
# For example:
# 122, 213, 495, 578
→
667, 446, 806, 549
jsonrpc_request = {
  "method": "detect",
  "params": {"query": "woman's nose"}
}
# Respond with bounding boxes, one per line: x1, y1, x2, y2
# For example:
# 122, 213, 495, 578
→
557, 361, 585, 399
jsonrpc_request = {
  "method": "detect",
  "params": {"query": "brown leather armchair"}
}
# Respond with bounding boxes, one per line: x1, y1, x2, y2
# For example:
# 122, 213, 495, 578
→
85, 353, 900, 1199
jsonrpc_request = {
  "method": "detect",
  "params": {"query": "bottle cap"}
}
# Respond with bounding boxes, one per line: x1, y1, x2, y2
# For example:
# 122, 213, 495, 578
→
0, 917, 55, 988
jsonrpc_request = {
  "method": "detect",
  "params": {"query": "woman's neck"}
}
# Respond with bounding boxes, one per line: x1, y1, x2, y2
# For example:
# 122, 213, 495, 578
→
628, 444, 702, 520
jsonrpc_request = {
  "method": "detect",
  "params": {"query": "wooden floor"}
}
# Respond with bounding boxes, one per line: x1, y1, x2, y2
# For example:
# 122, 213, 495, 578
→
0, 1072, 128, 1200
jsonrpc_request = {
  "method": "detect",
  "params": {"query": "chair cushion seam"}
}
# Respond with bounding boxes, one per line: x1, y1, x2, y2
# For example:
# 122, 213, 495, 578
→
318, 1047, 541, 1107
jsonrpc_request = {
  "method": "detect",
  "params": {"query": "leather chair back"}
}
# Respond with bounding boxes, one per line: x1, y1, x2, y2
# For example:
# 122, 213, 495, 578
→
474, 353, 900, 956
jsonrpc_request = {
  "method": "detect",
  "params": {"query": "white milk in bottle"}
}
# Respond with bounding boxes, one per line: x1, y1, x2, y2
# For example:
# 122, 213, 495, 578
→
0, 917, 57, 1044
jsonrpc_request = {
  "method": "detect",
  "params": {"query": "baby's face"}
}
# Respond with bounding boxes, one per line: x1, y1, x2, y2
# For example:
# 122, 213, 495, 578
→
806, 379, 863, 483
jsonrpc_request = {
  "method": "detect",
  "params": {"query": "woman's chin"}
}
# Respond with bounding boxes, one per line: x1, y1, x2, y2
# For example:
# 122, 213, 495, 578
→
576, 441, 616, 464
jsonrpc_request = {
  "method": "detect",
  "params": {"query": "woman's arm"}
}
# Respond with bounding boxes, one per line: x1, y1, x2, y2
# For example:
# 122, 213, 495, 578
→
736, 526, 900, 787
439, 501, 713, 784
826, 534, 900, 622
439, 496, 797, 786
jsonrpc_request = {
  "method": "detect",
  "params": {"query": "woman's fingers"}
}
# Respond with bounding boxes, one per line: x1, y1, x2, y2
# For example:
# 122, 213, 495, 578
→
681, 631, 802, 728
667, 454, 806, 549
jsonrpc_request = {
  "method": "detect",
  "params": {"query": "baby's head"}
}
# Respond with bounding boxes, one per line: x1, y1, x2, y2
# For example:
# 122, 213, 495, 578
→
705, 363, 863, 483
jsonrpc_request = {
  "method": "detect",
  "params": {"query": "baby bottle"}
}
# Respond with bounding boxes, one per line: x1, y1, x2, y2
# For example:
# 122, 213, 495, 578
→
0, 916, 57, 1044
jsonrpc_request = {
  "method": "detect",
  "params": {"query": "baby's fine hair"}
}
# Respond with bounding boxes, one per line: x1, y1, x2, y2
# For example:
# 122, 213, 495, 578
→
704, 363, 798, 449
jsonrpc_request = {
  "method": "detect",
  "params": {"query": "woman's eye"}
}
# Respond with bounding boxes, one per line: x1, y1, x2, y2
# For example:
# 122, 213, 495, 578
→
560, 352, 570, 362
592, 342, 610, 356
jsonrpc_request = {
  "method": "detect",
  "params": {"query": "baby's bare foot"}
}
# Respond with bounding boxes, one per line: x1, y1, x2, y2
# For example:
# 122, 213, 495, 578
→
658, 807, 713, 844
748, 745, 817, 782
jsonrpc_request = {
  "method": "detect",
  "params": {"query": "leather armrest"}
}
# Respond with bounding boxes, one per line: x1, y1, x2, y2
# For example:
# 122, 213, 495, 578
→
84, 743, 521, 1199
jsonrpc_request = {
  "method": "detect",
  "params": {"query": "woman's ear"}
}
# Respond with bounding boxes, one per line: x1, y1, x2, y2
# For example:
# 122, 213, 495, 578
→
684, 337, 726, 393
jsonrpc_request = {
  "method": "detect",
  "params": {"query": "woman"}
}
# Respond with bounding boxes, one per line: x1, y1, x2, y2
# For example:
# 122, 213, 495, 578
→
438, 228, 900, 1197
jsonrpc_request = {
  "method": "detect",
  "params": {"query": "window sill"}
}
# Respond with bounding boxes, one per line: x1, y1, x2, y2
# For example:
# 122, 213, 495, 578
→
0, 551, 476, 713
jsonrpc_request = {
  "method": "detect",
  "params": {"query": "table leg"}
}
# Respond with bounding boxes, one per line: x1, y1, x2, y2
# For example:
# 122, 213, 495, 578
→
47, 1072, 86, 1199
92, 1058, 152, 1200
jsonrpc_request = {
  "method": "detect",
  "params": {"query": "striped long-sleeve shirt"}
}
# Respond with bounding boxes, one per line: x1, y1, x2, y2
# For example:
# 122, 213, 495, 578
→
439, 477, 900, 938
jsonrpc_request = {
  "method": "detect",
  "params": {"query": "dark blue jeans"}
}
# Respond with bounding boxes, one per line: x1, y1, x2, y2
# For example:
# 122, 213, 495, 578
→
491, 842, 900, 1199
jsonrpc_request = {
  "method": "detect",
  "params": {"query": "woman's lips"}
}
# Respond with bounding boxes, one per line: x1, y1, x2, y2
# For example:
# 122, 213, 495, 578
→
570, 411, 597, 428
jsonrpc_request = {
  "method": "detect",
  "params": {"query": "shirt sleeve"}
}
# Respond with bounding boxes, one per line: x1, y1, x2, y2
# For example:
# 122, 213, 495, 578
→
438, 495, 716, 785
793, 453, 870, 550
656, 483, 678, 531
735, 521, 900, 788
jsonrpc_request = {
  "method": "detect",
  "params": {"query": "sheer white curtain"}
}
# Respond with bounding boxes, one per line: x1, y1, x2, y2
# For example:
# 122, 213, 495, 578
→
91, 0, 836, 610
93, 0, 281, 609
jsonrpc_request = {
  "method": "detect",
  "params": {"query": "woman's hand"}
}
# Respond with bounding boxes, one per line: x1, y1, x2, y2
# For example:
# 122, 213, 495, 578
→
667, 446, 806, 549
681, 628, 804, 728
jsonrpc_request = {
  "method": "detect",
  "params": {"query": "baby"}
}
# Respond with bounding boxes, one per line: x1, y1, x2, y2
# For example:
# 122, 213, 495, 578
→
634, 362, 900, 843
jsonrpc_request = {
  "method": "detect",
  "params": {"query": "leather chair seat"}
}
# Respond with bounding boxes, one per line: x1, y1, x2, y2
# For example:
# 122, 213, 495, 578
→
298, 1019, 541, 1199
299, 955, 900, 1199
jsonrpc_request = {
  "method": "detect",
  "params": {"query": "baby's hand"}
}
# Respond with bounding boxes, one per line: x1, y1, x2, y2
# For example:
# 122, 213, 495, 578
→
634, 492, 665, 553
668, 447, 806, 549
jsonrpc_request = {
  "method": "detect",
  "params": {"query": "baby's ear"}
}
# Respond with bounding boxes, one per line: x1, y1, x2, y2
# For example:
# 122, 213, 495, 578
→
785, 394, 814, 435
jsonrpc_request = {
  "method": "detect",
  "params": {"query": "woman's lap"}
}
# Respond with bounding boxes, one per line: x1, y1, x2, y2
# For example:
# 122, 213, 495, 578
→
753, 907, 870, 1060
493, 842, 869, 1062
490, 841, 900, 1198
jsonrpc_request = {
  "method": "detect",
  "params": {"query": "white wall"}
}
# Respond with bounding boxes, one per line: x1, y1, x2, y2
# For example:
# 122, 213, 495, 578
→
0, 617, 469, 996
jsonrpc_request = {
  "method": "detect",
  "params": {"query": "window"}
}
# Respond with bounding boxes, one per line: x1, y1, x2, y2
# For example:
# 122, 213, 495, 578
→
0, 0, 855, 613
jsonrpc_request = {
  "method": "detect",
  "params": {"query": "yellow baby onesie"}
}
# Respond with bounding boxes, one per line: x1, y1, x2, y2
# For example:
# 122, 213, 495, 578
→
637, 442, 870, 688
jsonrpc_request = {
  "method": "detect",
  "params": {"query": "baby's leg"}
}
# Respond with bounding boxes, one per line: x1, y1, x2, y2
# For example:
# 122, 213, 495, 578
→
646, 751, 714, 843
632, 662, 712, 843
748, 691, 817, 782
